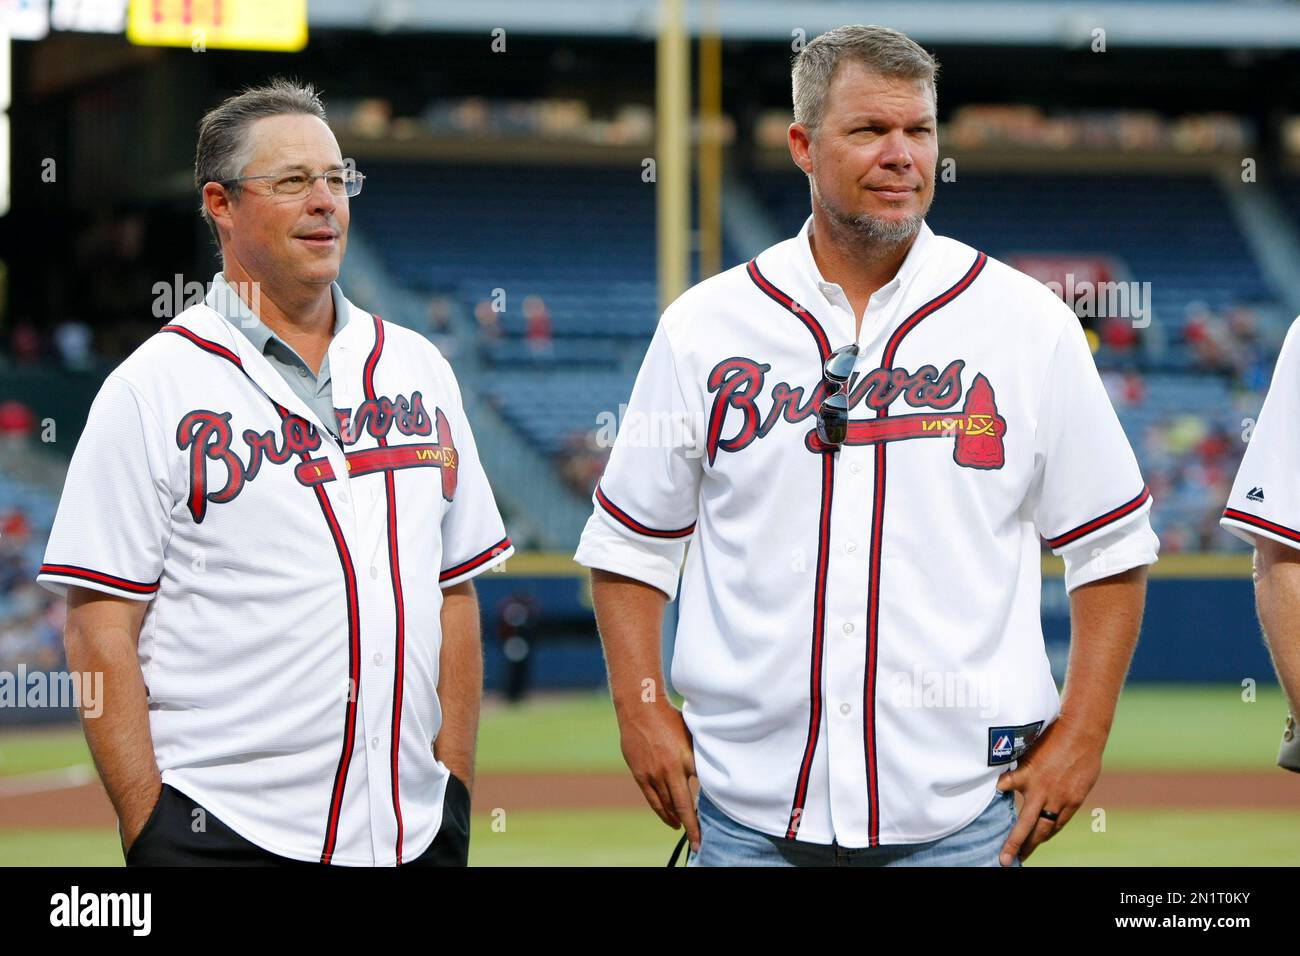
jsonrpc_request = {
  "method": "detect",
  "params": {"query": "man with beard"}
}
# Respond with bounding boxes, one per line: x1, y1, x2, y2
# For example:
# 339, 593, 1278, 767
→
574, 24, 1157, 866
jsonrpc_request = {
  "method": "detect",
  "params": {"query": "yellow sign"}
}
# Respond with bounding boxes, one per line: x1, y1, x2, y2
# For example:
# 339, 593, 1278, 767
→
127, 0, 307, 52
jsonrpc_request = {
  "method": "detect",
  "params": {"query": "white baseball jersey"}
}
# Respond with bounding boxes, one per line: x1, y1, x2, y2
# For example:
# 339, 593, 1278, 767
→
38, 293, 512, 866
576, 217, 1157, 847
1222, 316, 1300, 550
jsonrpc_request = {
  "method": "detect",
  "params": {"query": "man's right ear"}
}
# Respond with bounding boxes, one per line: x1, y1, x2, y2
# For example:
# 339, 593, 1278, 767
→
787, 123, 815, 176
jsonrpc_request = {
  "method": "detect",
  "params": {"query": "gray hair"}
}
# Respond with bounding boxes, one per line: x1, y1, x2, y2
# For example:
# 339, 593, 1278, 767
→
194, 77, 329, 244
792, 25, 939, 137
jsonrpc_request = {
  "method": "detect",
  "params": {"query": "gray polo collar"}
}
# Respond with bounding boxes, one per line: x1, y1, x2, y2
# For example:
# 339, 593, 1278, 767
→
205, 272, 350, 359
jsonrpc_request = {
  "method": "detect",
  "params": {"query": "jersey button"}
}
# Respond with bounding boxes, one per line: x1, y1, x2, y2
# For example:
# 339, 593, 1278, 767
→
850, 463, 862, 475
370, 736, 380, 750
369, 565, 379, 579
842, 622, 855, 635
839, 703, 852, 716
373, 652, 383, 666
845, 541, 857, 554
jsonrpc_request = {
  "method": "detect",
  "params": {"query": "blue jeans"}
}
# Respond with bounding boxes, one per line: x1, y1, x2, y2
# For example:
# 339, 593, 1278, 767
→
688, 790, 1021, 867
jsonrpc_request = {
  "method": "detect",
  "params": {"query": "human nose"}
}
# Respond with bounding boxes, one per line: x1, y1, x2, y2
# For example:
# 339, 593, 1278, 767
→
305, 175, 338, 215
877, 129, 914, 171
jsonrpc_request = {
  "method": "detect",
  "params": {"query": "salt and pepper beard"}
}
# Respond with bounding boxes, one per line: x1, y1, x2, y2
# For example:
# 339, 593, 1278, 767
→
810, 174, 933, 249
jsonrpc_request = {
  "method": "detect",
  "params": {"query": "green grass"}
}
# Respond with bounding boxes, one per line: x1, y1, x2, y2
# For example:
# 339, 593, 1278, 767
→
1030, 809, 1300, 866
0, 725, 91, 777
4, 808, 1295, 866
1, 683, 1292, 778
0, 828, 123, 867
0, 813, 677, 868
476, 693, 623, 772
477, 684, 1297, 774
469, 809, 676, 866
3, 685, 1291, 779
0, 691, 622, 779
1104, 684, 1292, 770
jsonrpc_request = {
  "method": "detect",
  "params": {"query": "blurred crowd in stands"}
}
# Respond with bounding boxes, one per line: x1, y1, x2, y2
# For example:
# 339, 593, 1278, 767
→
0, 398, 66, 675
5, 318, 97, 370
474, 293, 554, 356
0, 506, 64, 674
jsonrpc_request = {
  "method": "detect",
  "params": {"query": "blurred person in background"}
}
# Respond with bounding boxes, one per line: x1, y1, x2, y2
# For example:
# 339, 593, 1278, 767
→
474, 297, 502, 344
523, 294, 554, 358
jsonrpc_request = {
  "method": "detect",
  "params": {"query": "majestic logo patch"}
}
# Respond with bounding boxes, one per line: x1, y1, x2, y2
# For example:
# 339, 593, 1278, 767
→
1247, 487, 1265, 503
705, 355, 1006, 469
176, 391, 457, 522
987, 721, 1044, 766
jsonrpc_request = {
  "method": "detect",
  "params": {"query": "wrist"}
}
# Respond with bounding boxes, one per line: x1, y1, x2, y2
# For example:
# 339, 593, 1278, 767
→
1054, 709, 1111, 746
614, 690, 676, 725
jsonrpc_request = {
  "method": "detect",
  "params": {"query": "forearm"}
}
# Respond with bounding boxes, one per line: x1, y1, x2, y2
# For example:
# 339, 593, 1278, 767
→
1057, 566, 1148, 742
1254, 551, 1300, 713
435, 582, 483, 790
590, 569, 699, 843
590, 569, 671, 720
65, 617, 160, 832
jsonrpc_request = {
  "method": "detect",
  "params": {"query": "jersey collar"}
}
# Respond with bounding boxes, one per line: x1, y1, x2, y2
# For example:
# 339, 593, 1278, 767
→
167, 284, 373, 444
793, 214, 936, 313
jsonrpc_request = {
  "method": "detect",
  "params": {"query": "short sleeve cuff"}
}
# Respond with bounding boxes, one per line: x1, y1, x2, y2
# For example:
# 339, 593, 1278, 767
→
439, 537, 514, 588
574, 511, 685, 600
593, 485, 696, 543
1221, 509, 1300, 553
1043, 486, 1152, 552
1058, 518, 1159, 593
36, 564, 161, 601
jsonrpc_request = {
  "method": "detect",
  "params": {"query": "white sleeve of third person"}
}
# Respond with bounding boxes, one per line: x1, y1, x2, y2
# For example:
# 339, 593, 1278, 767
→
1031, 317, 1158, 592
573, 320, 705, 600
1221, 318, 1300, 551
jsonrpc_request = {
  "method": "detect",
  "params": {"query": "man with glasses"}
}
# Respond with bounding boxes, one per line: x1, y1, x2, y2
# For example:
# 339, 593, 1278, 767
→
575, 25, 1156, 866
38, 79, 512, 866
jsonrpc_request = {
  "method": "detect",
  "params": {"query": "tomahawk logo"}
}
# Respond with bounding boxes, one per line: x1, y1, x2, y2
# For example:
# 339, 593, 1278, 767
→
805, 373, 1007, 467
49, 886, 151, 936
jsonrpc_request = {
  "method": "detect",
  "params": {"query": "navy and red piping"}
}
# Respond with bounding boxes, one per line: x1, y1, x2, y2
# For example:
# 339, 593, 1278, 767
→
439, 536, 513, 583
861, 251, 987, 845
747, 257, 834, 840
37, 563, 160, 595
362, 316, 411, 865
1221, 508, 1298, 544
160, 323, 363, 865
1045, 487, 1151, 549
594, 485, 695, 539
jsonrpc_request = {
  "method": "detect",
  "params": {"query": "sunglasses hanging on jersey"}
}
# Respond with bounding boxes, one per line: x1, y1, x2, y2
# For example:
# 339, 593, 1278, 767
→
815, 343, 859, 449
